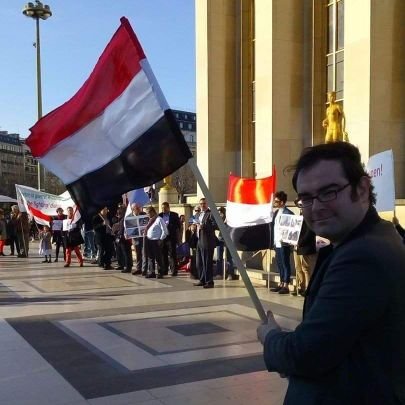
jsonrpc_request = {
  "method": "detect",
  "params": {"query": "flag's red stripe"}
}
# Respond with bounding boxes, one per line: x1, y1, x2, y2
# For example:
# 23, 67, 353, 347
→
227, 174, 275, 204
26, 17, 145, 158
28, 205, 52, 223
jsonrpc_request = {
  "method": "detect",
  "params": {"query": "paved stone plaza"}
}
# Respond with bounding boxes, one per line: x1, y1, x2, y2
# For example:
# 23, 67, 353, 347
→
0, 243, 303, 404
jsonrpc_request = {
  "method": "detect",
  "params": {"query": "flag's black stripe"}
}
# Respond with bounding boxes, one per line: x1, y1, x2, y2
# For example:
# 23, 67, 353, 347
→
229, 223, 272, 251
67, 111, 192, 218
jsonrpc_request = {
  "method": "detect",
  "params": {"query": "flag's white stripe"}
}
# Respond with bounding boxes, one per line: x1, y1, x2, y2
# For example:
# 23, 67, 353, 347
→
40, 69, 164, 185
140, 59, 169, 111
226, 200, 273, 228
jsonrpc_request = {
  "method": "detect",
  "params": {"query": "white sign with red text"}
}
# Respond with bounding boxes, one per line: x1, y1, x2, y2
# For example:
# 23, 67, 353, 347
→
366, 150, 395, 212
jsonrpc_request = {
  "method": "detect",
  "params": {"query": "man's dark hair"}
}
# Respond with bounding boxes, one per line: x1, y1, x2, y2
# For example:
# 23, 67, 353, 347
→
291, 142, 376, 205
274, 191, 288, 204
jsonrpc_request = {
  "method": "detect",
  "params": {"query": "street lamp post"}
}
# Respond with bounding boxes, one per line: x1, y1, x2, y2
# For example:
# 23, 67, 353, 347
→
22, 1, 52, 191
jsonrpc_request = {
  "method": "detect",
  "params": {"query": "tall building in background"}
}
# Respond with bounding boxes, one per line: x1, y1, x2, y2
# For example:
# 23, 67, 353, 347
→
0, 131, 65, 196
172, 109, 197, 199
0, 131, 24, 196
195, 0, 405, 202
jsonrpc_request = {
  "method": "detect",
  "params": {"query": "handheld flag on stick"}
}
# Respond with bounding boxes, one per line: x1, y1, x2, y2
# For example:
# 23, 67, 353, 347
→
226, 168, 276, 251
26, 17, 192, 219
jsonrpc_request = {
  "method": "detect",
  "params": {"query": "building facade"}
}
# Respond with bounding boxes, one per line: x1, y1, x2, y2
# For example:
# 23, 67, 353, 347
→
171, 109, 197, 199
0, 131, 65, 196
0, 131, 24, 197
195, 0, 405, 203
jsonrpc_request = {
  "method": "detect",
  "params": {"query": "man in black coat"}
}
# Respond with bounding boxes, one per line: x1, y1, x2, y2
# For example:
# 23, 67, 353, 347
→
257, 142, 405, 404
194, 198, 217, 288
159, 202, 180, 276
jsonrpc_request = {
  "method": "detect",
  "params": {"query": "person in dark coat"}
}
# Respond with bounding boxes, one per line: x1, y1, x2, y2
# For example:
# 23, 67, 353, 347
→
257, 142, 405, 404
51, 207, 66, 262
112, 206, 133, 273
93, 207, 114, 270
194, 198, 217, 288
6, 206, 19, 256
159, 202, 181, 276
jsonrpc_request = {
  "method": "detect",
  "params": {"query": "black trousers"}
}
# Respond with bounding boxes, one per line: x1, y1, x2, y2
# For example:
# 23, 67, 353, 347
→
97, 235, 114, 267
9, 235, 19, 255
196, 245, 215, 284
54, 232, 66, 260
146, 239, 165, 276
162, 237, 177, 273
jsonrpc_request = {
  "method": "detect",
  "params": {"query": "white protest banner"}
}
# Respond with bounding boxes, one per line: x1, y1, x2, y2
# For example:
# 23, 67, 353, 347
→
366, 150, 395, 212
15, 185, 79, 225
124, 214, 149, 239
279, 214, 304, 246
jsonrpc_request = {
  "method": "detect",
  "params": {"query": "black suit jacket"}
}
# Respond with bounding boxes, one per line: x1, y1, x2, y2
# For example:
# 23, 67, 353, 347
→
197, 209, 217, 250
159, 211, 180, 241
263, 208, 405, 404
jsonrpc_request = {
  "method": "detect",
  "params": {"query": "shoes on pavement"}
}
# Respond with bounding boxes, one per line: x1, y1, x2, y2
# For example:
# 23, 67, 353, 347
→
114, 266, 124, 270
145, 273, 156, 278
54, 258, 58, 262
203, 283, 214, 289
194, 281, 204, 286
79, 262, 84, 267
291, 289, 305, 297
64, 264, 70, 268
270, 286, 283, 293
103, 265, 113, 270
156, 274, 164, 279
132, 270, 142, 275
278, 287, 290, 295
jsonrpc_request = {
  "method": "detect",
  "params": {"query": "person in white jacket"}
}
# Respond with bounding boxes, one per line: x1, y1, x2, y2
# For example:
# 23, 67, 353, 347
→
144, 206, 168, 279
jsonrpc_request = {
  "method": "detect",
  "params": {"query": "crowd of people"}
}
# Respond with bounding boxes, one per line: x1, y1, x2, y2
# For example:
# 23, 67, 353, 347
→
0, 200, 240, 286
0, 190, 403, 294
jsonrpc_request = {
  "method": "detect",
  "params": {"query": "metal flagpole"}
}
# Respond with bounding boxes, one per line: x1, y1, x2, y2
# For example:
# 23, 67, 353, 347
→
187, 158, 267, 322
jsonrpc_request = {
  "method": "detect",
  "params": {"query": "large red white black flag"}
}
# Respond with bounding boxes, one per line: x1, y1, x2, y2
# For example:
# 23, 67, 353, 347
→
26, 17, 192, 218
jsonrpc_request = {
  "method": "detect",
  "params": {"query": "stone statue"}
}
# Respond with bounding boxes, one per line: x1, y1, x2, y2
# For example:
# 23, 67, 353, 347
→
322, 91, 349, 143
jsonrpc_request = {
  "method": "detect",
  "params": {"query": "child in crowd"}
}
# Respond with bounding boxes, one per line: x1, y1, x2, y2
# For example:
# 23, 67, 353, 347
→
39, 225, 53, 263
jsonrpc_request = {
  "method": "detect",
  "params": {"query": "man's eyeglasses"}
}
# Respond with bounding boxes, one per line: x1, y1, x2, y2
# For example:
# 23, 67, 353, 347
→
194, 210, 201, 212
296, 183, 350, 208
